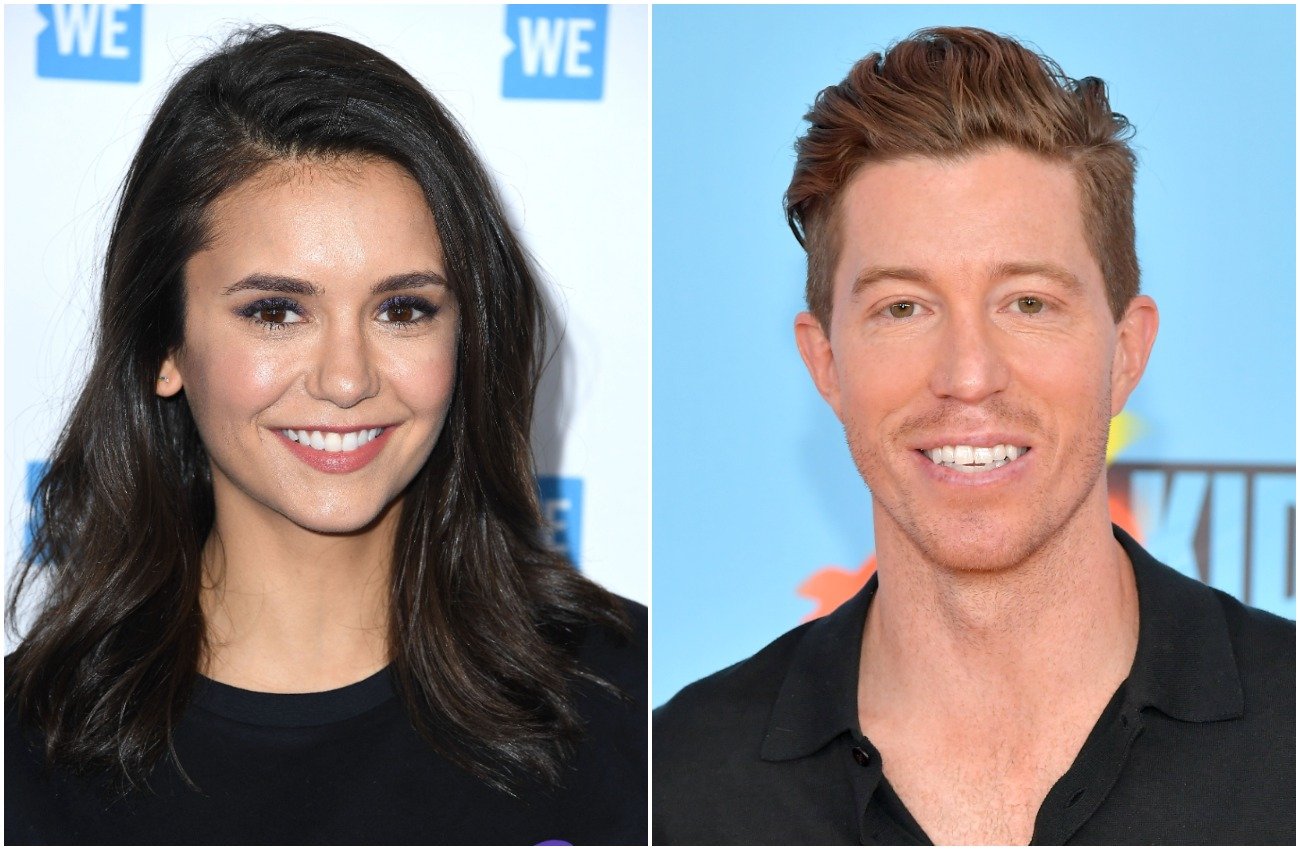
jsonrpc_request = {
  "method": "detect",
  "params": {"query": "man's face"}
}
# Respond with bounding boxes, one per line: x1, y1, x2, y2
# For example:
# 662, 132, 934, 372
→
795, 146, 1157, 572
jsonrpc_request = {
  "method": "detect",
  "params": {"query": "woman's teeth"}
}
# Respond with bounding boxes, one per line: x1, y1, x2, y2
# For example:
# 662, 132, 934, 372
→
924, 444, 1028, 472
281, 428, 383, 452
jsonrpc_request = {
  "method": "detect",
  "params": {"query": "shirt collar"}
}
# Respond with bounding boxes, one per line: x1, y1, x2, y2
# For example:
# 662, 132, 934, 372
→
760, 570, 875, 761
1115, 524, 1243, 722
760, 525, 1244, 762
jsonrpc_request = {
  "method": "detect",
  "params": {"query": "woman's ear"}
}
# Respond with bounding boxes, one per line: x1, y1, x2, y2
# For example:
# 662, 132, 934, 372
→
156, 352, 185, 397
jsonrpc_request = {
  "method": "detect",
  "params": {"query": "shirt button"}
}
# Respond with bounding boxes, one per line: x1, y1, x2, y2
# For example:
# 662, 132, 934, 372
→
852, 746, 871, 766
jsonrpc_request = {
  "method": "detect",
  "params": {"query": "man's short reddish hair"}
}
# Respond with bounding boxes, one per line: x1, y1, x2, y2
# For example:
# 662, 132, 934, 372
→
785, 26, 1139, 327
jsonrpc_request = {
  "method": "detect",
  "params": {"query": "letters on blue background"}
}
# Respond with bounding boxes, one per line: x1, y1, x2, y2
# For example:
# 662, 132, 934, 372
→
503, 4, 607, 101
1117, 462, 1295, 620
24, 460, 48, 554
537, 475, 584, 566
36, 4, 142, 83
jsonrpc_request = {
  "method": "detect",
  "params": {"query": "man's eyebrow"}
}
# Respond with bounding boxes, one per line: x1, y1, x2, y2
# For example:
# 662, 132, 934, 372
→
850, 266, 933, 297
220, 270, 448, 297
849, 262, 1085, 297
993, 261, 1084, 292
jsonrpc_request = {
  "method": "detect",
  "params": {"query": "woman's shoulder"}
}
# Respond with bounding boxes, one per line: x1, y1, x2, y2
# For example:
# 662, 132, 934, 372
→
573, 593, 647, 699
550, 594, 647, 843
6, 653, 74, 844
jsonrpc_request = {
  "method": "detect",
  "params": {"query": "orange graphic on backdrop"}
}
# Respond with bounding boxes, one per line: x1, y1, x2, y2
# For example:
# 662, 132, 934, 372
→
798, 555, 878, 621
797, 415, 1145, 621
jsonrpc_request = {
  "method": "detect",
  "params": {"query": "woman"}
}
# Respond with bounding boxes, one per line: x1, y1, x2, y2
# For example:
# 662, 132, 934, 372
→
6, 26, 646, 845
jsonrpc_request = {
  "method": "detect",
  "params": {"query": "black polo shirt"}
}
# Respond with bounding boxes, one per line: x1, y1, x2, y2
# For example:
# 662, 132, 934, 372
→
653, 527, 1295, 844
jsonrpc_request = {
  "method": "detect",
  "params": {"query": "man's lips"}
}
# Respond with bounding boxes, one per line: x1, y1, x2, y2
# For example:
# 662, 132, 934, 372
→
271, 425, 396, 474
908, 432, 1036, 452
919, 442, 1031, 470
912, 441, 1034, 483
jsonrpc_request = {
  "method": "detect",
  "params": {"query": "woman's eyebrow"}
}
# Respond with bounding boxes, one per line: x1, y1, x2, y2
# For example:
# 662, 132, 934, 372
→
371, 270, 448, 295
220, 270, 448, 297
221, 274, 318, 296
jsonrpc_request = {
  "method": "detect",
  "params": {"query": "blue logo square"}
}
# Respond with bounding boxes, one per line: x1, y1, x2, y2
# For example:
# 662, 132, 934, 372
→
25, 459, 49, 556
503, 4, 607, 101
37, 4, 142, 83
537, 475, 584, 566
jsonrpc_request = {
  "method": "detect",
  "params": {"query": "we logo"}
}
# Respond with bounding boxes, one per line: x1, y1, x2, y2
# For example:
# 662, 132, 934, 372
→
503, 4, 607, 101
36, 4, 142, 83
538, 475, 584, 566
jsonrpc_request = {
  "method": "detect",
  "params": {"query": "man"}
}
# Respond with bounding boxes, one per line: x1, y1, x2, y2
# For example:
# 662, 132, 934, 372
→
653, 26, 1295, 845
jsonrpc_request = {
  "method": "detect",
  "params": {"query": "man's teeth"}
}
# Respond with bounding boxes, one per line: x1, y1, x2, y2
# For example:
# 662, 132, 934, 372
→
925, 444, 1027, 472
281, 428, 383, 452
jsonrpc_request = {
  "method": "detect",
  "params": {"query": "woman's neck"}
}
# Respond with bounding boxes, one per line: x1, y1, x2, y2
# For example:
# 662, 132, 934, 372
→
198, 496, 399, 693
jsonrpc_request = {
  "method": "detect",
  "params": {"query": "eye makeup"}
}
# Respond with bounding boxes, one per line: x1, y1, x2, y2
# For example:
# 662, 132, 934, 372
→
376, 294, 439, 327
237, 296, 302, 329
234, 294, 441, 330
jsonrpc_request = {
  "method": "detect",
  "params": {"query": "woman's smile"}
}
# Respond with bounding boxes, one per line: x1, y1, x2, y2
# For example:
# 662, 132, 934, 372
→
271, 424, 398, 473
278, 425, 388, 452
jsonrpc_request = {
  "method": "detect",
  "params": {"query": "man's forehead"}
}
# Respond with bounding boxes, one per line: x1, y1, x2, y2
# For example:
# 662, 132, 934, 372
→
831, 147, 1099, 293
837, 147, 1082, 224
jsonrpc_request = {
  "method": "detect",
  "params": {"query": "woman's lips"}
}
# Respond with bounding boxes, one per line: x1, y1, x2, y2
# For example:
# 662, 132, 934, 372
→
272, 426, 395, 473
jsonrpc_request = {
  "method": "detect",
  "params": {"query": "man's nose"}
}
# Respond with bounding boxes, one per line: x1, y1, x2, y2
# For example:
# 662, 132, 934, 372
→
305, 323, 380, 408
927, 310, 1011, 403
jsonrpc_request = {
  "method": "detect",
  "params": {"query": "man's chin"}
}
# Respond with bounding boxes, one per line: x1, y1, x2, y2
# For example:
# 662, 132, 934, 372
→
923, 540, 1035, 575
894, 513, 1057, 575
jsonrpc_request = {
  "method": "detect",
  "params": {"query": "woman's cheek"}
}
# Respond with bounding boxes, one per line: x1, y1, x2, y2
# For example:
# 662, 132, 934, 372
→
183, 338, 298, 434
387, 341, 457, 416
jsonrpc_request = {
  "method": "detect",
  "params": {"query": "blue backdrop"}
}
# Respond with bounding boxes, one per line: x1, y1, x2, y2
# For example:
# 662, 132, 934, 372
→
652, 5, 1296, 705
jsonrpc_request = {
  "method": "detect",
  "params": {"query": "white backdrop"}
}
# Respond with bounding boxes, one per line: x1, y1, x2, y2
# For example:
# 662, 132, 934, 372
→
3, 4, 650, 645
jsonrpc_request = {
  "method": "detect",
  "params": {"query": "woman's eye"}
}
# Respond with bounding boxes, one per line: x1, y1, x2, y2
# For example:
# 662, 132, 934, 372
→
257, 305, 294, 324
378, 297, 434, 325
887, 302, 916, 319
241, 299, 303, 326
1015, 296, 1044, 314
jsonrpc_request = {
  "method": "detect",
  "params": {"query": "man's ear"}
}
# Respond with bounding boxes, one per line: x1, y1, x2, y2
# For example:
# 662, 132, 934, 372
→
156, 351, 185, 398
794, 311, 842, 418
1110, 295, 1159, 416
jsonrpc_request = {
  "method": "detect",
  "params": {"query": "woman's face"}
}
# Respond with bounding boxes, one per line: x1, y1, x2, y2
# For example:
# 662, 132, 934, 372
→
160, 157, 459, 535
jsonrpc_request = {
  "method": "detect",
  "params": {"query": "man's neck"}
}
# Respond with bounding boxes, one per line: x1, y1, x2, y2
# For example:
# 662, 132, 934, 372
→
855, 503, 1141, 845
859, 504, 1139, 729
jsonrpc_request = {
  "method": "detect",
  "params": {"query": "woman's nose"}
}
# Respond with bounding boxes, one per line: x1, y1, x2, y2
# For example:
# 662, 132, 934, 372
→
305, 324, 380, 408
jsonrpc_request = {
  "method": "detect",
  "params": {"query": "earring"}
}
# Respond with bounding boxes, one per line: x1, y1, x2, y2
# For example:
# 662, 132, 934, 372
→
158, 375, 170, 383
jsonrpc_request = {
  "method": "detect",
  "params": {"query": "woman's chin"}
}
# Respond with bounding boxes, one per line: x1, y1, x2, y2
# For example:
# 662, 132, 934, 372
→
275, 497, 401, 537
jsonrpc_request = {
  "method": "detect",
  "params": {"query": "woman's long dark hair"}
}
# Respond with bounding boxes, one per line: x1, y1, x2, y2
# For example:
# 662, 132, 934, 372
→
6, 26, 628, 793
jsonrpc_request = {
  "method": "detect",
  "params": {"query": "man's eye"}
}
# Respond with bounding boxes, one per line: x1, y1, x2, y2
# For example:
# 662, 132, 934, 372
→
1016, 297, 1044, 314
887, 302, 916, 319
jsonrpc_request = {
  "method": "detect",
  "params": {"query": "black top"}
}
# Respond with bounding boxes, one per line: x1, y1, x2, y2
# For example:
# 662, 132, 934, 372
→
7, 600, 647, 845
653, 528, 1296, 845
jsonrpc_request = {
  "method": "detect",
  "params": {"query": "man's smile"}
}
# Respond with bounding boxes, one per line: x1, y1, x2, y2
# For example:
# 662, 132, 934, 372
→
920, 443, 1031, 473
